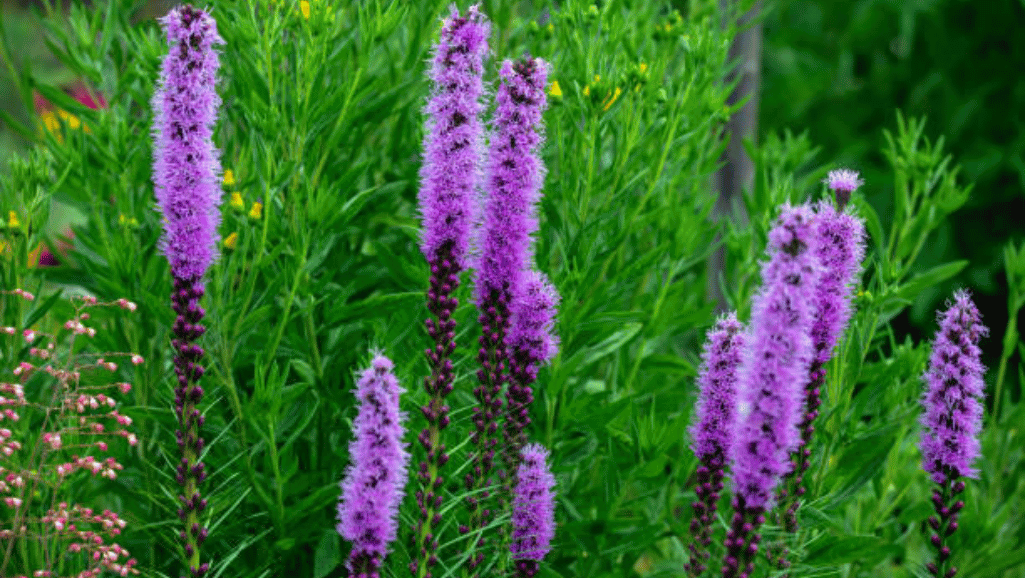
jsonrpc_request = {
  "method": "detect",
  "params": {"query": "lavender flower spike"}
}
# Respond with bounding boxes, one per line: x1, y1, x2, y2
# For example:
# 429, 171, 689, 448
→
510, 443, 556, 578
337, 354, 410, 578
417, 3, 489, 272
919, 290, 987, 578
685, 313, 745, 577
152, 5, 224, 283
464, 53, 549, 575
412, 7, 490, 578
151, 6, 223, 577
503, 270, 561, 486
776, 190, 867, 540
723, 204, 821, 578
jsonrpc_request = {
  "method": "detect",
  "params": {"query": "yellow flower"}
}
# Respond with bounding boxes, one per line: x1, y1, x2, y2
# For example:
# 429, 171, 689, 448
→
582, 85, 590, 97
41, 111, 61, 134
549, 80, 565, 103
602, 86, 622, 111
300, 0, 310, 19
223, 232, 238, 250
118, 214, 139, 227
223, 169, 235, 187
57, 109, 81, 130
249, 202, 263, 220
546, 22, 554, 34
8, 211, 20, 229
639, 63, 648, 74
230, 192, 245, 212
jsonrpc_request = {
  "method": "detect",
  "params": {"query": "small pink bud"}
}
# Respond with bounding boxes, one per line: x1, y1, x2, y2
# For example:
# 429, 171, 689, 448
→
21, 330, 36, 342
130, 355, 144, 365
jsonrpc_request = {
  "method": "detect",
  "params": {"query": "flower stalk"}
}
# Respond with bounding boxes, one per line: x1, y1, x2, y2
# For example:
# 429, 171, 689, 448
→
919, 290, 987, 578
724, 204, 820, 578
412, 5, 490, 578
464, 53, 549, 576
686, 312, 745, 577
151, 5, 224, 576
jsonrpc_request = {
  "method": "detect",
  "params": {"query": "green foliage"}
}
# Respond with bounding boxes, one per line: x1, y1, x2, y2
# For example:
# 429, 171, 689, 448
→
0, 0, 1022, 577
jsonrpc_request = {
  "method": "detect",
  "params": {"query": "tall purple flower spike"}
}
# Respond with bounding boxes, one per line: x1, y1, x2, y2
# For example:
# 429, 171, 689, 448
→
412, 6, 489, 578
503, 270, 560, 489
464, 53, 549, 575
723, 204, 821, 578
919, 290, 987, 578
151, 6, 223, 577
775, 177, 867, 551
337, 354, 410, 578
685, 313, 745, 577
510, 443, 556, 578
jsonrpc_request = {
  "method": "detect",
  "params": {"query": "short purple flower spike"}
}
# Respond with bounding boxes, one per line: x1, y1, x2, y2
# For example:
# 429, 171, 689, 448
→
686, 313, 745, 577
918, 290, 987, 578
504, 270, 560, 492
920, 289, 987, 484
337, 354, 410, 578
152, 4, 224, 283
151, 6, 223, 577
510, 443, 556, 578
723, 203, 821, 578
823, 168, 864, 209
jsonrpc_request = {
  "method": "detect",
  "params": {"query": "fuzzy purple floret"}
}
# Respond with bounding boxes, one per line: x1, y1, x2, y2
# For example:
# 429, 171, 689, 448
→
508, 270, 561, 367
919, 290, 988, 484
690, 312, 746, 465
731, 204, 821, 511
417, 3, 490, 272
473, 55, 549, 308
510, 443, 556, 562
811, 200, 867, 365
151, 5, 224, 282
824, 169, 864, 193
337, 354, 410, 569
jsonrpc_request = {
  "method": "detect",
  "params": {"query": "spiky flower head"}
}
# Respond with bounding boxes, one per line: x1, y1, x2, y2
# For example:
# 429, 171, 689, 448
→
417, 3, 490, 271
511, 444, 556, 570
337, 354, 410, 575
151, 4, 224, 282
823, 168, 864, 209
689, 312, 746, 468
919, 290, 988, 484
473, 54, 549, 307
731, 203, 821, 510
508, 270, 561, 368
811, 200, 867, 365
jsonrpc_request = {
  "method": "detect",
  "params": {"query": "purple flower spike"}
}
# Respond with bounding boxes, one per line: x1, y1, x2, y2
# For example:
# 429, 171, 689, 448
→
337, 354, 410, 578
417, 3, 490, 272
920, 290, 987, 483
504, 271, 560, 490
472, 55, 550, 306
918, 290, 987, 578
465, 53, 549, 575
686, 313, 745, 577
151, 6, 223, 577
775, 198, 867, 542
723, 204, 821, 578
510, 443, 556, 578
152, 4, 224, 283
412, 6, 490, 578
823, 168, 864, 209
